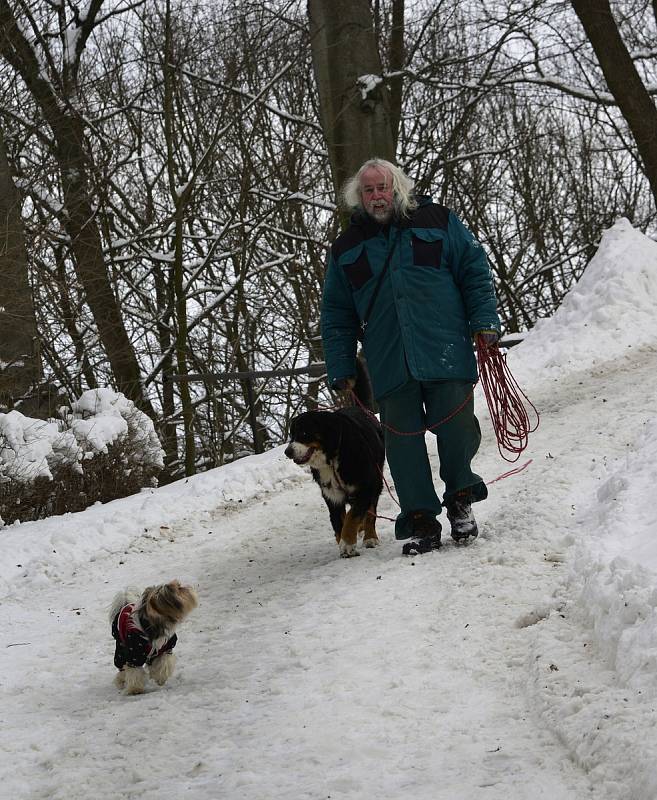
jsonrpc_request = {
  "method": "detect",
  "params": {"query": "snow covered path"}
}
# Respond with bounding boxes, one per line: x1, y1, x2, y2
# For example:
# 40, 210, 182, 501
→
2, 344, 655, 800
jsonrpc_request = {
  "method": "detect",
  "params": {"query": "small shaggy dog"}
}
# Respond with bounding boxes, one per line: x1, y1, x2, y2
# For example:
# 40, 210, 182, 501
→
285, 358, 385, 557
109, 580, 198, 695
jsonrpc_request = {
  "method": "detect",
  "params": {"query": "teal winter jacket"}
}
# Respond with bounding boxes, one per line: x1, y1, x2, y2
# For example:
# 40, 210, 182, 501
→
320, 196, 501, 400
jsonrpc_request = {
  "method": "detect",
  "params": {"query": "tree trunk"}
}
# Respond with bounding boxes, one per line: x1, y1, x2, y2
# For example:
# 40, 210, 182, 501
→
0, 0, 156, 418
307, 0, 396, 205
571, 0, 657, 208
153, 264, 179, 477
172, 205, 195, 475
164, 0, 195, 476
0, 125, 41, 411
51, 115, 156, 413
388, 0, 405, 151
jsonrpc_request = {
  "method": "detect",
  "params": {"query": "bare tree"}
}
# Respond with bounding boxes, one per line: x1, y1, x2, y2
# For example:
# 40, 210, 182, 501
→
307, 0, 397, 201
1, 0, 653, 480
0, 123, 41, 410
0, 0, 155, 416
571, 0, 657, 207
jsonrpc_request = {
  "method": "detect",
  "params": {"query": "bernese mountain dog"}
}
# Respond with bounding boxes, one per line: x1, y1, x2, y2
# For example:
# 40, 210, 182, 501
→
285, 358, 384, 557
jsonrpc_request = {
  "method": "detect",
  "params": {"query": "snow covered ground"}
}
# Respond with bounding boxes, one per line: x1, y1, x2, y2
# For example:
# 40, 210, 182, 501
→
1, 218, 657, 799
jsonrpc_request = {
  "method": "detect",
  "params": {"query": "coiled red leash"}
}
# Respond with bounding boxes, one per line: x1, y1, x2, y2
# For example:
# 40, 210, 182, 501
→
329, 336, 539, 516
475, 334, 539, 464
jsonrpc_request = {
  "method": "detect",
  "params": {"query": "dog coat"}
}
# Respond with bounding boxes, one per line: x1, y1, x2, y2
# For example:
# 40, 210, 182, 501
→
112, 603, 177, 670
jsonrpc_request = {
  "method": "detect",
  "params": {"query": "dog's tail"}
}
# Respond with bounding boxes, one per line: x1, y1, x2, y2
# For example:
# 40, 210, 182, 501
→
107, 587, 141, 624
354, 352, 376, 412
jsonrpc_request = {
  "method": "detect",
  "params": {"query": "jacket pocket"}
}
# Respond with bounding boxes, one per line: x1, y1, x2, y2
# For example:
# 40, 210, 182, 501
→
411, 228, 443, 268
340, 244, 373, 290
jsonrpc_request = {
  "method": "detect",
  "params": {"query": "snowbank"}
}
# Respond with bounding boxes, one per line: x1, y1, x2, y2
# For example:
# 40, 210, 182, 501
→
510, 219, 657, 688
0, 443, 302, 598
67, 388, 164, 469
571, 416, 657, 688
0, 412, 78, 483
524, 414, 657, 800
0, 388, 304, 597
510, 218, 657, 797
0, 388, 163, 487
511, 218, 657, 688
513, 217, 657, 380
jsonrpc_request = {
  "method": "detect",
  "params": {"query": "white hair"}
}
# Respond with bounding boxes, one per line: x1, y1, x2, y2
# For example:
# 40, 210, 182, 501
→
342, 158, 418, 218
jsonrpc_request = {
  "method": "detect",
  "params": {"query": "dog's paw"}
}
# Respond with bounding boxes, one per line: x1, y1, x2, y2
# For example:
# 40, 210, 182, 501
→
124, 683, 146, 695
123, 666, 147, 695
339, 541, 360, 557
149, 653, 176, 686
363, 535, 379, 548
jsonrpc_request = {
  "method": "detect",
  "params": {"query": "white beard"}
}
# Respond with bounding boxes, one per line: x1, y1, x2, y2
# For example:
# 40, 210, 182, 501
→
369, 207, 393, 224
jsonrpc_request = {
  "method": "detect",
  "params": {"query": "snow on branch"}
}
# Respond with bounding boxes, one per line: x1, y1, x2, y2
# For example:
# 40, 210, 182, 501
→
249, 188, 336, 213
356, 74, 384, 100
176, 66, 323, 133
393, 65, 657, 107
0, 388, 163, 487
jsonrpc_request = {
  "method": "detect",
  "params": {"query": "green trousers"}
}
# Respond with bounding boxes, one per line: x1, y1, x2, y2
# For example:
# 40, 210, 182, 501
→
378, 380, 488, 540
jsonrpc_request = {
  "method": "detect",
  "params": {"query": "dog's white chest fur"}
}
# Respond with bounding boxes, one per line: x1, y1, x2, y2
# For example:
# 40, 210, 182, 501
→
311, 455, 356, 504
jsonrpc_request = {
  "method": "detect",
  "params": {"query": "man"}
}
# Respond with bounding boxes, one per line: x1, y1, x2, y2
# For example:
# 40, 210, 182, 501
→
320, 158, 501, 553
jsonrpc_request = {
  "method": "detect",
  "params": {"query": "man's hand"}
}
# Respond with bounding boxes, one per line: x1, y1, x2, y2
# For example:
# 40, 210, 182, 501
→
332, 376, 356, 407
476, 330, 499, 348
332, 377, 356, 392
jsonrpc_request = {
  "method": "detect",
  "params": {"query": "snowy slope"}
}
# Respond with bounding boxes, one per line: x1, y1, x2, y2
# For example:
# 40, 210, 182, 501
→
0, 444, 304, 596
1, 218, 657, 800
515, 216, 657, 378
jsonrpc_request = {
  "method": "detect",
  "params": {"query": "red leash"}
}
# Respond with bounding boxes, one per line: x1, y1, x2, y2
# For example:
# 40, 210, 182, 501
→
346, 339, 539, 465
346, 385, 474, 436
329, 338, 539, 518
475, 335, 539, 463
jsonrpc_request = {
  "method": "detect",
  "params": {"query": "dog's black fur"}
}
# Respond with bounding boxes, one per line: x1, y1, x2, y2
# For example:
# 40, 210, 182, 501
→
285, 357, 384, 557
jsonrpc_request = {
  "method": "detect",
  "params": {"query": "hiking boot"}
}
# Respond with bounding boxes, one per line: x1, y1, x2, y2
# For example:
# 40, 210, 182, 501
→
401, 512, 442, 555
445, 492, 478, 543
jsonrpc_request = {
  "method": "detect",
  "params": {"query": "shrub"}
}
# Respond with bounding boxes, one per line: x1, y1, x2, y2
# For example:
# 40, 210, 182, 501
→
0, 389, 164, 526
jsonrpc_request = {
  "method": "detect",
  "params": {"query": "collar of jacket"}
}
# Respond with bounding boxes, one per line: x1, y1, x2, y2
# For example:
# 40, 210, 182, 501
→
349, 194, 432, 235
